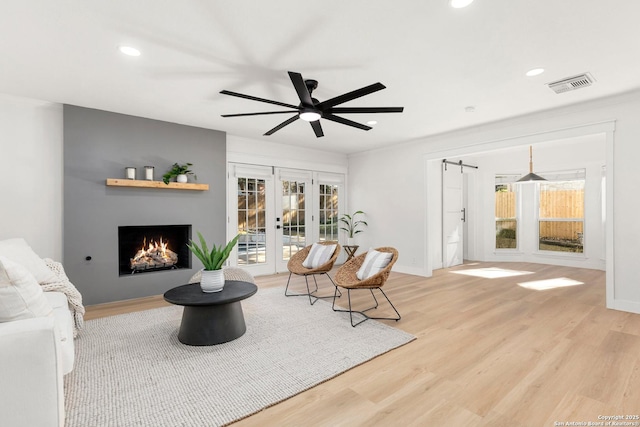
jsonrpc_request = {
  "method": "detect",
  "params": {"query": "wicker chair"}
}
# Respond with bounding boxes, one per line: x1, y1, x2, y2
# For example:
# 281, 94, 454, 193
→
285, 241, 342, 305
332, 247, 400, 327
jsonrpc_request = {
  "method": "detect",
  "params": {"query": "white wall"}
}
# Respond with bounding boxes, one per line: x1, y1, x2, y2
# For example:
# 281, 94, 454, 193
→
227, 135, 348, 173
348, 90, 640, 314
0, 94, 63, 260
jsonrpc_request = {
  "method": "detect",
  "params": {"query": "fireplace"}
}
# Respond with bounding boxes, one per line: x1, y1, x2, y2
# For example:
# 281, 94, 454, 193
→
118, 225, 191, 276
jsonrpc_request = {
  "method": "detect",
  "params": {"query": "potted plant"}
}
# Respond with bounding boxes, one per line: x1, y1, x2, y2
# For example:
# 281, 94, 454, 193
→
187, 232, 240, 292
339, 210, 368, 245
162, 163, 196, 184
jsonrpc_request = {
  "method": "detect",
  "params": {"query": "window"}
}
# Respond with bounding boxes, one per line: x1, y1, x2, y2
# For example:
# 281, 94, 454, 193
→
538, 173, 585, 253
318, 184, 339, 242
495, 176, 519, 249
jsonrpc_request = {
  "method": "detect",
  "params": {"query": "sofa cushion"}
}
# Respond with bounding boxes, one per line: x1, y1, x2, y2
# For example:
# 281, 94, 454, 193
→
0, 256, 53, 322
356, 248, 393, 280
0, 238, 58, 284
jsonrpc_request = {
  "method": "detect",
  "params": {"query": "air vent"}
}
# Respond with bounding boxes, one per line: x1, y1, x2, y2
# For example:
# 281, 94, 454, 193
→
547, 73, 595, 94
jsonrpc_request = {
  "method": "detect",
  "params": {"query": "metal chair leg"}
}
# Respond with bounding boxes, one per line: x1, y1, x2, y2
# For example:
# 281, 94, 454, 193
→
332, 286, 401, 327
286, 272, 339, 305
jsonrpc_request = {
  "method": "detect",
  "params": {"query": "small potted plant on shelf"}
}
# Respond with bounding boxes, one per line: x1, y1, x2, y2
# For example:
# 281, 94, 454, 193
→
162, 163, 196, 184
187, 232, 239, 293
339, 210, 368, 245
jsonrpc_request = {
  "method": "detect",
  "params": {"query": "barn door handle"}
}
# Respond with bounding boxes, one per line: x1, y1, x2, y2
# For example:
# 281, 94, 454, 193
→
461, 208, 466, 222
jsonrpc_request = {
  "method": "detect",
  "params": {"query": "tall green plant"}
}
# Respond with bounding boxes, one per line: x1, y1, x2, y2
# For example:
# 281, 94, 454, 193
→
187, 232, 239, 270
339, 210, 368, 238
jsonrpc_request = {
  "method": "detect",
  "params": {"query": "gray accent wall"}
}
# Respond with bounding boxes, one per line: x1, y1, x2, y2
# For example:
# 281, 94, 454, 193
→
63, 105, 226, 305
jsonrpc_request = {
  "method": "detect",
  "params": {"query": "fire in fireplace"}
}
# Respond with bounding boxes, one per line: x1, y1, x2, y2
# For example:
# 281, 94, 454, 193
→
118, 225, 191, 276
130, 237, 178, 272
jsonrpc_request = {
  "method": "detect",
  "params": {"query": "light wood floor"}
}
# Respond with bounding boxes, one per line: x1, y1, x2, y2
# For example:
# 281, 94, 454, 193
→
85, 262, 640, 426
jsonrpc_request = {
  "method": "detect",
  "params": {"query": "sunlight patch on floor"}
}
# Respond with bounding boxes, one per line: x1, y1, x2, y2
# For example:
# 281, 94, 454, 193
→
517, 277, 584, 291
450, 267, 534, 279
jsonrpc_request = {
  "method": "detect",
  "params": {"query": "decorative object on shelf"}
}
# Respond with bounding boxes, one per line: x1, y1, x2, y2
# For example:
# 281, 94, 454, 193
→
162, 163, 196, 185
187, 232, 240, 293
144, 166, 154, 181
125, 167, 136, 180
339, 210, 368, 245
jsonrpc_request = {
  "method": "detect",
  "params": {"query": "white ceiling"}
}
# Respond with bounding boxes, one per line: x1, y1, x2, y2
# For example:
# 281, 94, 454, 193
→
2, 1, 639, 154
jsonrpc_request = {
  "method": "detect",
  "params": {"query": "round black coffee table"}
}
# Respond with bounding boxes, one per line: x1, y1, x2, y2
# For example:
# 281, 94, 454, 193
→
163, 281, 258, 346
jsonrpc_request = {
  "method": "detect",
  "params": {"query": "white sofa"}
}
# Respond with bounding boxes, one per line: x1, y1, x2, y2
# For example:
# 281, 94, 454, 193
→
0, 292, 74, 427
0, 239, 83, 427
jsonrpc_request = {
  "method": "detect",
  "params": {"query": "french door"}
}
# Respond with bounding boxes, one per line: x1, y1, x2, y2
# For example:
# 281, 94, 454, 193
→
275, 169, 313, 272
229, 163, 343, 275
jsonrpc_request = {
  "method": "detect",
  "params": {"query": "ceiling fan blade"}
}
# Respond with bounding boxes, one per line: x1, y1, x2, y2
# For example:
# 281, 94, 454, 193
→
316, 83, 386, 109
289, 71, 314, 106
221, 111, 298, 118
323, 114, 371, 131
264, 115, 299, 136
220, 90, 299, 110
310, 120, 324, 138
329, 107, 404, 114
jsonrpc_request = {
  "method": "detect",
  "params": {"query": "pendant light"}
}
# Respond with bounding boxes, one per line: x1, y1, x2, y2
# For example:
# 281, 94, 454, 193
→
517, 146, 547, 182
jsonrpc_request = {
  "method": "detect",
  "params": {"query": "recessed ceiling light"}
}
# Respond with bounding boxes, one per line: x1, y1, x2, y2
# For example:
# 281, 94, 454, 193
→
465, 106, 476, 113
526, 68, 545, 77
449, 0, 474, 8
118, 45, 141, 57
366, 120, 378, 125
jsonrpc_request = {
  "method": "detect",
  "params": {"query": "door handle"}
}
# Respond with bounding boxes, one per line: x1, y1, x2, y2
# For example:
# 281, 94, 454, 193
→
276, 225, 281, 229
461, 208, 466, 222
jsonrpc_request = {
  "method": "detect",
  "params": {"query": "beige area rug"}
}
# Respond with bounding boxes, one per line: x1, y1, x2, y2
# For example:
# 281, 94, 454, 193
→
64, 287, 416, 427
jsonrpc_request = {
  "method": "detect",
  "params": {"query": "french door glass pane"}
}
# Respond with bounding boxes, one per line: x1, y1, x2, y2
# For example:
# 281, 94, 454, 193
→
495, 183, 517, 249
282, 180, 305, 260
237, 178, 266, 265
319, 184, 339, 242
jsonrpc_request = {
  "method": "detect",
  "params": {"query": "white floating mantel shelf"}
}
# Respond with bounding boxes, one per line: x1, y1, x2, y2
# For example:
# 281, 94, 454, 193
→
105, 178, 209, 191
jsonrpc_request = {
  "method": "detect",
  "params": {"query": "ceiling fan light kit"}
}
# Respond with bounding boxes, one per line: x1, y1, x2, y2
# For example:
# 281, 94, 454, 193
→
299, 108, 321, 122
220, 71, 403, 138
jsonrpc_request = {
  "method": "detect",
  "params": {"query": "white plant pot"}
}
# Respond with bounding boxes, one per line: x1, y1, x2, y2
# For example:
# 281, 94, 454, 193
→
176, 174, 188, 183
347, 237, 355, 246
200, 269, 225, 293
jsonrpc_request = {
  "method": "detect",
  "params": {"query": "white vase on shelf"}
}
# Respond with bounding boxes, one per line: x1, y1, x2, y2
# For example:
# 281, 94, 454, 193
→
176, 174, 188, 183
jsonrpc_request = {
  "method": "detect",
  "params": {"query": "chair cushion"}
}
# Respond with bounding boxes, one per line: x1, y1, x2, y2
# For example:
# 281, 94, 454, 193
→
0, 238, 57, 284
0, 256, 53, 322
356, 248, 393, 280
302, 243, 337, 268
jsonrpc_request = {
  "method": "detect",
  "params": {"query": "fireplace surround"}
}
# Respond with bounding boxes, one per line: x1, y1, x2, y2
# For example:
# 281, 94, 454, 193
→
118, 225, 191, 276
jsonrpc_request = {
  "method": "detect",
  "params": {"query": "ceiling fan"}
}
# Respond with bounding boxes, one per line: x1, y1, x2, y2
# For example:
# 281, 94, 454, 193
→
220, 71, 404, 138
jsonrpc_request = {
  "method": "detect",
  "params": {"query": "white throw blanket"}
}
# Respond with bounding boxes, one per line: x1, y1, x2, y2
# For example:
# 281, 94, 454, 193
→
41, 258, 85, 337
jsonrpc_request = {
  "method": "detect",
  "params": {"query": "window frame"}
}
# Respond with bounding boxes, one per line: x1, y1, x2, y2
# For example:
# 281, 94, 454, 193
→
494, 176, 520, 252
535, 173, 586, 256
